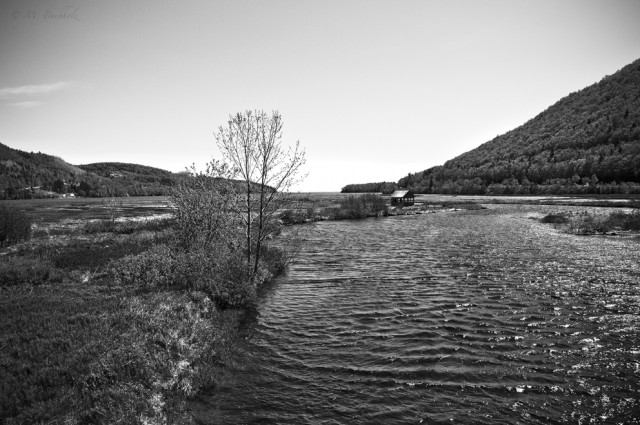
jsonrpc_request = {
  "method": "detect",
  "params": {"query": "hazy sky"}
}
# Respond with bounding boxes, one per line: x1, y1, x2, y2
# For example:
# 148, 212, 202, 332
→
1, 0, 639, 191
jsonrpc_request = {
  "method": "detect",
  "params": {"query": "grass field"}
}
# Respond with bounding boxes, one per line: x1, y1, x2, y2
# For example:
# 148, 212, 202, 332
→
0, 197, 240, 424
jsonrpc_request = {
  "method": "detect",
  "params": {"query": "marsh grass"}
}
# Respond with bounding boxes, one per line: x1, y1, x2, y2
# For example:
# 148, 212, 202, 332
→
0, 280, 242, 424
0, 205, 276, 424
0, 282, 125, 422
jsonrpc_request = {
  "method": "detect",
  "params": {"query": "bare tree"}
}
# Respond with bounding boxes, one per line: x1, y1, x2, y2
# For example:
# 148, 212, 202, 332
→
215, 110, 306, 278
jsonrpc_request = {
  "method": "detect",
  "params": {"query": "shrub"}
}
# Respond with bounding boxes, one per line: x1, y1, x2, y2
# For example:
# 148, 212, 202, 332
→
333, 194, 387, 219
566, 210, 640, 234
171, 248, 257, 309
279, 208, 313, 224
259, 244, 289, 277
540, 213, 569, 224
607, 210, 640, 231
83, 219, 116, 234
109, 245, 258, 308
0, 256, 58, 287
170, 168, 241, 252
110, 245, 176, 290
0, 205, 32, 246
567, 214, 608, 234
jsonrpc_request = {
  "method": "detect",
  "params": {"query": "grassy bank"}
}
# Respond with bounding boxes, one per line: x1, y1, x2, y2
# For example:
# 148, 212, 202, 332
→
0, 205, 286, 424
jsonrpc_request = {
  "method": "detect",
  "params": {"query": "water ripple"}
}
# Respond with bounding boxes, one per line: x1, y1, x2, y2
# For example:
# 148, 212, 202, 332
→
196, 205, 640, 424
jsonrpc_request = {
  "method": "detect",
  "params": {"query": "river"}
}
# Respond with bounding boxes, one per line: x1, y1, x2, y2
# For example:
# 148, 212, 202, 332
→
194, 204, 640, 424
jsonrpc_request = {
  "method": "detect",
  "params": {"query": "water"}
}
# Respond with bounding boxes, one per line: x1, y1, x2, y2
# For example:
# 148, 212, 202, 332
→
195, 205, 640, 424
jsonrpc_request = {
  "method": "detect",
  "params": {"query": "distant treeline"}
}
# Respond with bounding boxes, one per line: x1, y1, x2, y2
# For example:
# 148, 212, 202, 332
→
341, 181, 397, 194
346, 58, 640, 195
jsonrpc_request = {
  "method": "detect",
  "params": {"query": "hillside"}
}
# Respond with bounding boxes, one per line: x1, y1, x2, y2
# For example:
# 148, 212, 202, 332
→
0, 143, 179, 199
346, 59, 640, 195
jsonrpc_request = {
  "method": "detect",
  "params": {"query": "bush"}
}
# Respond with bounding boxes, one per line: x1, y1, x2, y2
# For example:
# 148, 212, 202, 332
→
279, 208, 313, 224
170, 167, 241, 252
566, 210, 640, 234
83, 219, 116, 234
0, 256, 58, 287
567, 214, 608, 234
110, 245, 176, 290
0, 205, 31, 246
333, 194, 387, 219
540, 213, 569, 224
171, 248, 258, 309
109, 245, 258, 308
607, 210, 640, 231
259, 244, 289, 277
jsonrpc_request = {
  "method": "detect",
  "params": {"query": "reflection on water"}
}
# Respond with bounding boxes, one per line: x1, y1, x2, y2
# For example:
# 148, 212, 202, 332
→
197, 205, 640, 424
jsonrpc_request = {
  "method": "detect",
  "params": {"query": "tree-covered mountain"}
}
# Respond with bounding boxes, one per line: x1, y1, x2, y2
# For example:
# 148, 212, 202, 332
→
0, 142, 180, 199
348, 58, 640, 195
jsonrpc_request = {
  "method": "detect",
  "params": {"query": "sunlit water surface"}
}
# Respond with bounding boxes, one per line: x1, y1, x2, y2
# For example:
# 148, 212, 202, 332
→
195, 205, 640, 424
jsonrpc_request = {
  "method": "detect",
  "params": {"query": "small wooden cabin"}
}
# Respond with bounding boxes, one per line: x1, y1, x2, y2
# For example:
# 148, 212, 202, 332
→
390, 190, 414, 206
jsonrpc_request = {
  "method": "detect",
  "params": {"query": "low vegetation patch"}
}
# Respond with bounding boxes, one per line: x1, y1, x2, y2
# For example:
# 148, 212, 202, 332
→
540, 213, 570, 224
541, 209, 640, 235
0, 205, 31, 247
278, 207, 315, 224
568, 210, 640, 235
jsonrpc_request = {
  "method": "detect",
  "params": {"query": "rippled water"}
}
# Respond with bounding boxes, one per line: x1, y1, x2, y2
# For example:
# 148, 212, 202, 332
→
196, 205, 640, 424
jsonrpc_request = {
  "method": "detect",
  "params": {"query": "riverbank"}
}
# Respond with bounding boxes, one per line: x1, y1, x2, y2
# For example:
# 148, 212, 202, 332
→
0, 201, 283, 424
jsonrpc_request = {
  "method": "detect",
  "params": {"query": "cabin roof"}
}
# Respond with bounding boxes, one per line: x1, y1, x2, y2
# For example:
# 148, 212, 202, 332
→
390, 190, 413, 198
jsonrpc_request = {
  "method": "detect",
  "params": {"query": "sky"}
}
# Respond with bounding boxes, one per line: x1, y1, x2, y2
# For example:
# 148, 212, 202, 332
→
1, 0, 639, 191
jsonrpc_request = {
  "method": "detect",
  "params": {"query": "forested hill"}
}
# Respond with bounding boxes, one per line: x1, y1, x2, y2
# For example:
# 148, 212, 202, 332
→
350, 58, 640, 195
0, 142, 180, 199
